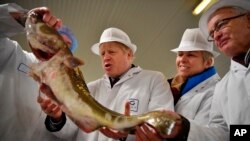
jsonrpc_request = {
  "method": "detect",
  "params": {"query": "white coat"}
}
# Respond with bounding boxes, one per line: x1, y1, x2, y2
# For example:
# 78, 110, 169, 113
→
187, 60, 250, 141
0, 3, 66, 141
54, 66, 174, 141
175, 73, 220, 125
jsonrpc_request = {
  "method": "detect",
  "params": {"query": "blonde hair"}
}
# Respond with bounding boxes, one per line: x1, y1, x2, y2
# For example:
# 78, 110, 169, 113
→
202, 51, 215, 66
117, 42, 135, 62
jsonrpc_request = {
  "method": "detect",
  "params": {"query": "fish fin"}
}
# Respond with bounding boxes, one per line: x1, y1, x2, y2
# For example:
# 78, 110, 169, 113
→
63, 56, 84, 68
28, 69, 41, 83
30, 73, 41, 83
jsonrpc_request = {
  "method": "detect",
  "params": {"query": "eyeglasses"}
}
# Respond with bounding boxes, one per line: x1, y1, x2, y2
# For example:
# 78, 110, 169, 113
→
207, 13, 246, 42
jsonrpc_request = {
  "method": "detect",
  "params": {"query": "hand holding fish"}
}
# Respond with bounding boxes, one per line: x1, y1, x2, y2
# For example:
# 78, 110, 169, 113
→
26, 7, 66, 121
99, 101, 131, 140
27, 7, 75, 122
28, 7, 62, 29
26, 8, 177, 137
136, 110, 184, 140
37, 83, 63, 121
135, 123, 163, 141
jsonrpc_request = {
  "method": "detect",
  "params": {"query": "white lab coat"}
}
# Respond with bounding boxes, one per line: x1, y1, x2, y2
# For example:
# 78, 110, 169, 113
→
175, 73, 220, 125
54, 66, 174, 141
0, 3, 66, 141
187, 60, 250, 141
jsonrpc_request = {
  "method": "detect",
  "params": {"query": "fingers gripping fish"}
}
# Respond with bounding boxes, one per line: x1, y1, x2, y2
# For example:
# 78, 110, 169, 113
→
25, 11, 176, 136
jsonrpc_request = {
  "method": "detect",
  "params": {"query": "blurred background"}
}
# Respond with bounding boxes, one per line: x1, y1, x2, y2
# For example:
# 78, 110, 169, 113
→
1, 0, 229, 82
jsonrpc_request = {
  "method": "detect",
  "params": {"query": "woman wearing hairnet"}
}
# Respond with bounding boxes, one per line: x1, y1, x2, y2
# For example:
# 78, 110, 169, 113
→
135, 28, 221, 141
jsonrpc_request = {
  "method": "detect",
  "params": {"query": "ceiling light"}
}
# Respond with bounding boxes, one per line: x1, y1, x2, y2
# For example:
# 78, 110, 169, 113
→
193, 0, 212, 15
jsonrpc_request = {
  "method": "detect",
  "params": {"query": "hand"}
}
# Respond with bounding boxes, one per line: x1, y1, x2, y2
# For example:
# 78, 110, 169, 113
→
159, 110, 183, 139
135, 123, 163, 141
39, 83, 58, 101
99, 101, 130, 139
135, 110, 183, 141
37, 94, 62, 121
99, 127, 128, 140
28, 7, 62, 29
37, 83, 63, 121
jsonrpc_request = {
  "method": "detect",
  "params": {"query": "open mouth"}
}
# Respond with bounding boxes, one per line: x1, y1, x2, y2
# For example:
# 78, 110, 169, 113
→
104, 63, 112, 70
105, 64, 111, 67
28, 35, 61, 61
29, 43, 55, 61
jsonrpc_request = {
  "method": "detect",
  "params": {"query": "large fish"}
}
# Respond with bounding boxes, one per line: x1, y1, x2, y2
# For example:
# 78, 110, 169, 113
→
26, 11, 176, 136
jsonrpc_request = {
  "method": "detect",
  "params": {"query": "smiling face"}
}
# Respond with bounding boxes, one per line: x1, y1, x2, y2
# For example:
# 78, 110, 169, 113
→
176, 51, 212, 78
99, 42, 133, 78
208, 7, 250, 57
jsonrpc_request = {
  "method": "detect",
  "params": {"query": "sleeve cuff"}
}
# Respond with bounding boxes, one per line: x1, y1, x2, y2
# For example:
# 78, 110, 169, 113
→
45, 112, 67, 132
178, 115, 190, 141
166, 115, 190, 141
119, 137, 127, 141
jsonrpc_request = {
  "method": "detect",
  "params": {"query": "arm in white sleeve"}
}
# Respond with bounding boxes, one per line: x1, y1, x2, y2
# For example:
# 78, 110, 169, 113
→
0, 3, 28, 38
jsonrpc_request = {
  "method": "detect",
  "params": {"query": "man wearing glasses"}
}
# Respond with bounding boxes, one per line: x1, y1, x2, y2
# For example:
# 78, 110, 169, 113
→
133, 0, 250, 141
198, 0, 250, 140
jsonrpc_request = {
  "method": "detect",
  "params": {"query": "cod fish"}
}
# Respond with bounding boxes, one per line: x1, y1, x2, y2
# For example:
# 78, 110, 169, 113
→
26, 11, 176, 136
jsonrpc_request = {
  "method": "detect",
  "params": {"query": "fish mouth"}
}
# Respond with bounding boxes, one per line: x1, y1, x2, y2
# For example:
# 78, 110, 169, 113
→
27, 35, 60, 61
26, 12, 61, 61
29, 43, 55, 61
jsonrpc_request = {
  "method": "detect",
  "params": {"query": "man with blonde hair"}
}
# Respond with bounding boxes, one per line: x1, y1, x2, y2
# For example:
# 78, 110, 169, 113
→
41, 27, 174, 141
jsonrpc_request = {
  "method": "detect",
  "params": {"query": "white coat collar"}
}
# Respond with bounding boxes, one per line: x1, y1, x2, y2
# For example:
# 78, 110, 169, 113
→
103, 66, 142, 86
230, 59, 249, 72
178, 73, 220, 100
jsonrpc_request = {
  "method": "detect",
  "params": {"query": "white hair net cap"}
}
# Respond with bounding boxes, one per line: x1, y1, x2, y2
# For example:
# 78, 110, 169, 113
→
199, 0, 250, 37
91, 27, 137, 55
171, 28, 219, 57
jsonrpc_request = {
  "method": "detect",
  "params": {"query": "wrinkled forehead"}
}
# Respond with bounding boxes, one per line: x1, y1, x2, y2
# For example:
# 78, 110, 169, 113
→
208, 6, 248, 24
208, 7, 237, 23
207, 8, 239, 31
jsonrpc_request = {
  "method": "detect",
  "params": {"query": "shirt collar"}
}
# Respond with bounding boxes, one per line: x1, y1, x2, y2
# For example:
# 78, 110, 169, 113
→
181, 67, 216, 95
232, 48, 250, 68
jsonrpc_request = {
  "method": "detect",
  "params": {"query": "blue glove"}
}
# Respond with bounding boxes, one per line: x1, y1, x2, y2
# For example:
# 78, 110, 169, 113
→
58, 26, 78, 53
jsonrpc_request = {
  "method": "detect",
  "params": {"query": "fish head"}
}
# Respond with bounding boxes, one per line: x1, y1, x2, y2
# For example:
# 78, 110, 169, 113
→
25, 11, 68, 61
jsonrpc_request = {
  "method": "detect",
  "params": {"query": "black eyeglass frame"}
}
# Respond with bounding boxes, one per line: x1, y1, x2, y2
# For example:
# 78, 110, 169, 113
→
207, 13, 247, 42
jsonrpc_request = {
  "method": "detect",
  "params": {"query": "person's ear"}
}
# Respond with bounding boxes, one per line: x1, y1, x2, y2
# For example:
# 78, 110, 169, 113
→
127, 49, 133, 57
205, 58, 213, 69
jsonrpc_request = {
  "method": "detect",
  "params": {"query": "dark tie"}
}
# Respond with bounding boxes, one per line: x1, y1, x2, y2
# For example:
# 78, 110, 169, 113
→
109, 77, 120, 88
